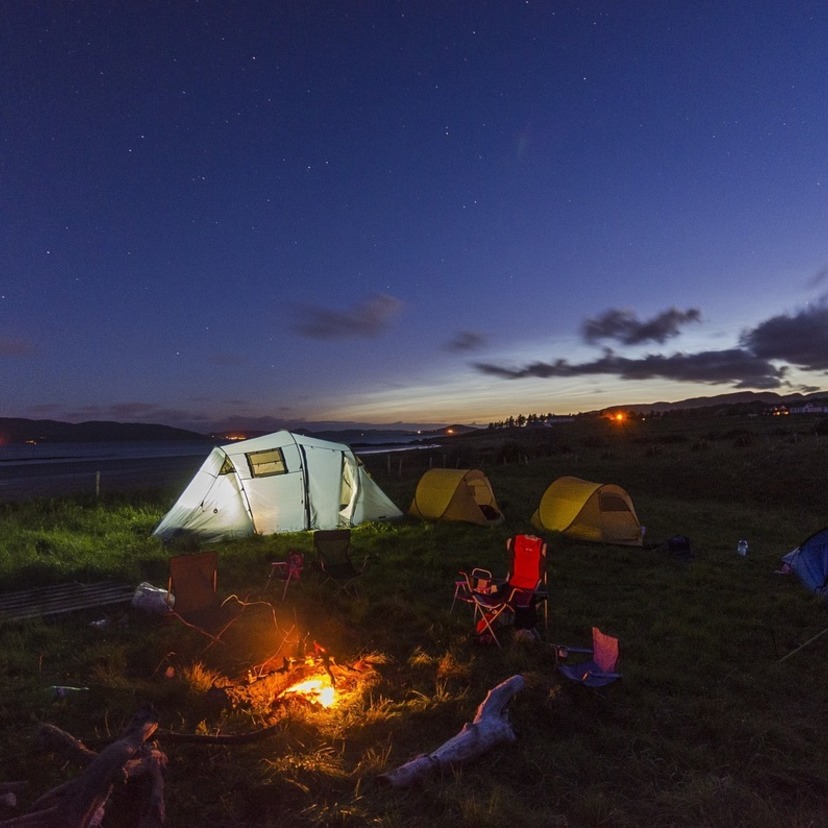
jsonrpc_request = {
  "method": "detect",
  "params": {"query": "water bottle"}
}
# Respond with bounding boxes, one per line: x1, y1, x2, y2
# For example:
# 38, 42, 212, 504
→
737, 539, 748, 557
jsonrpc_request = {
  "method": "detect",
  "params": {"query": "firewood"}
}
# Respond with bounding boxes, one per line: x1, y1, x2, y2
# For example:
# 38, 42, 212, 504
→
378, 674, 525, 788
0, 706, 165, 828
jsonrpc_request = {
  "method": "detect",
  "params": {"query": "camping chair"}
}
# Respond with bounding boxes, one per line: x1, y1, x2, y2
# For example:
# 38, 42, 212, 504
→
266, 550, 304, 601
451, 567, 496, 613
313, 529, 370, 598
168, 552, 219, 617
557, 627, 622, 687
469, 534, 548, 647
167, 552, 242, 643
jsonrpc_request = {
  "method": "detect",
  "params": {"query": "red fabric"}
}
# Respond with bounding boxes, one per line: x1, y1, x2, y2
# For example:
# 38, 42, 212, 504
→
593, 627, 619, 672
508, 534, 545, 591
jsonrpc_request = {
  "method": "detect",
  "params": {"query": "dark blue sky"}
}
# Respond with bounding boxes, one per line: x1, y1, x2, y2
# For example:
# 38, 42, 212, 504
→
3, 1, 827, 433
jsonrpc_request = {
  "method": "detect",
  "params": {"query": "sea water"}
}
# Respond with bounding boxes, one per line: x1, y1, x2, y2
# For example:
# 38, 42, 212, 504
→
0, 440, 217, 501
0, 440, 215, 466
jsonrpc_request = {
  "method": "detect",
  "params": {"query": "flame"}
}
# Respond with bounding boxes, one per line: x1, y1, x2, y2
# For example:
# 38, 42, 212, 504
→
282, 677, 336, 708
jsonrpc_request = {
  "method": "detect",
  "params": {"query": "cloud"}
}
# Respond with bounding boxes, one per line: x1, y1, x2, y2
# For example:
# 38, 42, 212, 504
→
741, 301, 828, 371
0, 337, 39, 357
444, 330, 487, 352
807, 265, 828, 287
471, 302, 828, 392
294, 293, 403, 340
582, 307, 702, 345
474, 348, 786, 388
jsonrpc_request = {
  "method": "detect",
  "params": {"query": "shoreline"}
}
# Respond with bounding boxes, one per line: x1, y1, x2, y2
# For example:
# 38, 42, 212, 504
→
0, 442, 438, 503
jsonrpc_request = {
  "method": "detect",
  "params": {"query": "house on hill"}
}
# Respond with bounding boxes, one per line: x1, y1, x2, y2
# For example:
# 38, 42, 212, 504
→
790, 402, 828, 415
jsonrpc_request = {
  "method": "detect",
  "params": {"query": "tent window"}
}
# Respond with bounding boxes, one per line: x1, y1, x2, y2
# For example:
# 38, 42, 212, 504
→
246, 448, 287, 478
218, 457, 235, 475
599, 493, 630, 512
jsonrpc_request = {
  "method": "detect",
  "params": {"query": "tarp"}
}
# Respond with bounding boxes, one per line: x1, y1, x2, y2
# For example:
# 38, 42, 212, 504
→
408, 468, 503, 525
781, 527, 828, 601
153, 430, 402, 542
531, 475, 643, 546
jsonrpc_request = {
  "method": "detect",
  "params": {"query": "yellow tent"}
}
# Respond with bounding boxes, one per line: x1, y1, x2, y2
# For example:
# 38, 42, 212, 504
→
531, 476, 643, 546
408, 468, 504, 526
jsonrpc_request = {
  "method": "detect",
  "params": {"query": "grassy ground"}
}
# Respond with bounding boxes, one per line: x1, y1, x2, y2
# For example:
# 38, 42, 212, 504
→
1, 412, 827, 827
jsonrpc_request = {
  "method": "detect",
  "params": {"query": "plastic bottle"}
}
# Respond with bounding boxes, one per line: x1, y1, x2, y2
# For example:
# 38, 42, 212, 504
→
737, 539, 749, 557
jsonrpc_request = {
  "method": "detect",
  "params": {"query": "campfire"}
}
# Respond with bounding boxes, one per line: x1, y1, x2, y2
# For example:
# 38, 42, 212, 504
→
219, 638, 379, 717
281, 677, 336, 708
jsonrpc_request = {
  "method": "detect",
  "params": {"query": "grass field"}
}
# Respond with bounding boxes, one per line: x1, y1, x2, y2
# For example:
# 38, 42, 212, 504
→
1, 412, 827, 827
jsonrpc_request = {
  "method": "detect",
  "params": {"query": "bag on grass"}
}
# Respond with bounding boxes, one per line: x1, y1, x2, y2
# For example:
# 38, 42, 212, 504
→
659, 534, 693, 561
131, 582, 175, 615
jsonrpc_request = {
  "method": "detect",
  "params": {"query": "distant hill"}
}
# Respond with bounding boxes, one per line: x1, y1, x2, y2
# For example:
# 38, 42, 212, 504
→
0, 418, 210, 444
600, 389, 828, 415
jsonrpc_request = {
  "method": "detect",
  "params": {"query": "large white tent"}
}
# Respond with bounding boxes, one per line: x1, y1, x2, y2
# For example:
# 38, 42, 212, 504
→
153, 430, 402, 542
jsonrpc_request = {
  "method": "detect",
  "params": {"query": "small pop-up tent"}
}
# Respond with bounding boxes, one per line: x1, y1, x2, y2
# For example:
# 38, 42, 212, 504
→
153, 431, 402, 542
408, 468, 504, 526
531, 476, 643, 546
780, 528, 828, 601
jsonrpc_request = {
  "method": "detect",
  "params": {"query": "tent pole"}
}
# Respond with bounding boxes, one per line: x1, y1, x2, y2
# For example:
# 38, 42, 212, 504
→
778, 624, 828, 663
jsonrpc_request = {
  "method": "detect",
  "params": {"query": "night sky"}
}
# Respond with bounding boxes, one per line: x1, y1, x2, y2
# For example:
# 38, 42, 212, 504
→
3, 1, 827, 434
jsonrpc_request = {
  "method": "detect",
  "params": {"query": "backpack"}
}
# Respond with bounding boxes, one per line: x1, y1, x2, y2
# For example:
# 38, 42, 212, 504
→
660, 534, 693, 561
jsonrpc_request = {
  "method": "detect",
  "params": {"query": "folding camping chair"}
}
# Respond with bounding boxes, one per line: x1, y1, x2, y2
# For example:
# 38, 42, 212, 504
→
266, 551, 304, 601
468, 534, 548, 647
313, 529, 370, 598
168, 552, 219, 617
557, 627, 622, 687
167, 551, 242, 643
451, 567, 497, 613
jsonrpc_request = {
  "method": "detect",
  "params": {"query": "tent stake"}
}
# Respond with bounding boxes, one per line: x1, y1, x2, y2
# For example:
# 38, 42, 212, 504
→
778, 624, 828, 663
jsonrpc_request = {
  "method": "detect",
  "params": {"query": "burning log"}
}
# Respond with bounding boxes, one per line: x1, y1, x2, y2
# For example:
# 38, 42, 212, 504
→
378, 674, 526, 788
0, 706, 166, 828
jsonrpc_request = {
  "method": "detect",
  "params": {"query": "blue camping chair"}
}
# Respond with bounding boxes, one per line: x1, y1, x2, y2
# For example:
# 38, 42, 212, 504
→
558, 627, 621, 687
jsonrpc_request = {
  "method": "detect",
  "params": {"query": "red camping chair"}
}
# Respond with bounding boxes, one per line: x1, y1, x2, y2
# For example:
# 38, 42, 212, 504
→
469, 534, 548, 646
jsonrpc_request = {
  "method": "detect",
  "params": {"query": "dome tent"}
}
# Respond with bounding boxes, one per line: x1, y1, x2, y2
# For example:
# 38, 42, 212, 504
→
531, 476, 644, 546
780, 527, 828, 601
408, 468, 503, 526
153, 430, 402, 542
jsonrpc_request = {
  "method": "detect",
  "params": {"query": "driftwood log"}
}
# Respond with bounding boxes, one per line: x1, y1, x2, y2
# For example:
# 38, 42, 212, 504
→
0, 705, 166, 828
378, 674, 526, 788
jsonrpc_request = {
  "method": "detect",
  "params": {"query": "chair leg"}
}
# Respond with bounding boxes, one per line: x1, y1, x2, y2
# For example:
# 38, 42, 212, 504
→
473, 602, 506, 648
450, 581, 465, 613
